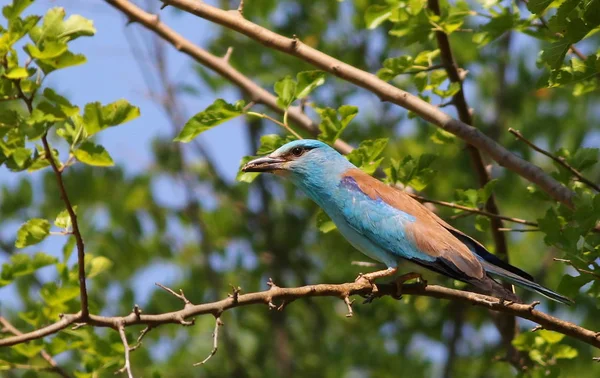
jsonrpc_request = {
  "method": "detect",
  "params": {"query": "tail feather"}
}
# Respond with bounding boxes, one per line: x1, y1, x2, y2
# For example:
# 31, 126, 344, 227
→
480, 260, 573, 305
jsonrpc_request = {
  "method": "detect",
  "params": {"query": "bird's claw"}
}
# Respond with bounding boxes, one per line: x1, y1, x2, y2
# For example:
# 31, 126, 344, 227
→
394, 272, 424, 298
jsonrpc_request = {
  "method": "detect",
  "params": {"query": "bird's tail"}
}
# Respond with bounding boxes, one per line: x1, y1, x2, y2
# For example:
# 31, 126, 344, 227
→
480, 260, 573, 305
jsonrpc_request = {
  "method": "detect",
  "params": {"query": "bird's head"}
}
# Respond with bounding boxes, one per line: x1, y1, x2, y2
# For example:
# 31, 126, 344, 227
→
241, 139, 352, 180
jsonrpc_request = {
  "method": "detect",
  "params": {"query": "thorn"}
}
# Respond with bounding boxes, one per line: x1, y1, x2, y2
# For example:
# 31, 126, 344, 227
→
223, 47, 233, 63
228, 285, 241, 303
71, 322, 86, 330
594, 357, 600, 362
291, 34, 299, 49
267, 299, 277, 310
237, 0, 245, 15
133, 304, 142, 319
343, 296, 355, 318
531, 325, 543, 332
594, 332, 600, 339
156, 282, 192, 306
528, 301, 541, 311
178, 316, 195, 326
267, 277, 278, 289
160, 2, 168, 10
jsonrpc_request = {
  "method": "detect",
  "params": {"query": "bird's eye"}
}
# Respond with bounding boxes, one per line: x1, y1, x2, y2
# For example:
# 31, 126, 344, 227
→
291, 146, 304, 157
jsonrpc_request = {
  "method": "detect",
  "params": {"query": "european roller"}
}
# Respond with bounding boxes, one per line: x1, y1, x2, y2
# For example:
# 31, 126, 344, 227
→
242, 139, 571, 304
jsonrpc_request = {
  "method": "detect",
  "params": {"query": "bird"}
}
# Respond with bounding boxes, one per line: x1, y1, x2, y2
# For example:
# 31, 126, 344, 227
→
241, 139, 572, 304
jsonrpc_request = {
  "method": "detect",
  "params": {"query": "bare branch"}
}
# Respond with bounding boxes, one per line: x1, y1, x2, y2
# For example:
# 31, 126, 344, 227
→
116, 325, 134, 378
2, 280, 599, 350
159, 0, 575, 207
509, 128, 600, 192
105, 0, 353, 155
193, 316, 224, 366
408, 193, 538, 227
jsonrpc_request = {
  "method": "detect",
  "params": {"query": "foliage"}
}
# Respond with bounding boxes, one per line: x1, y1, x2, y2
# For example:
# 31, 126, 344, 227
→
0, 0, 599, 377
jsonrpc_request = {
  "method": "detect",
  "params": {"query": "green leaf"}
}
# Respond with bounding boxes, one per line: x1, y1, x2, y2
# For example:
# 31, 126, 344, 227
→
2, 0, 34, 21
40, 282, 80, 306
527, 0, 553, 14
274, 76, 297, 109
347, 138, 388, 175
237, 155, 260, 183
55, 206, 76, 229
3, 67, 29, 79
553, 344, 579, 359
295, 70, 326, 99
430, 128, 456, 144
537, 330, 565, 344
316, 209, 336, 233
541, 41, 570, 69
36, 50, 87, 74
256, 134, 294, 155
30, 7, 95, 44
174, 99, 244, 143
365, 3, 400, 29
24, 40, 68, 59
15, 218, 50, 248
73, 141, 114, 167
83, 99, 140, 136
86, 256, 113, 279
317, 105, 358, 144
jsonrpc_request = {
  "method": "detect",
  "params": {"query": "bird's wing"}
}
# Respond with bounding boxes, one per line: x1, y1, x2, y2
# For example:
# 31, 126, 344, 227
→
340, 169, 485, 281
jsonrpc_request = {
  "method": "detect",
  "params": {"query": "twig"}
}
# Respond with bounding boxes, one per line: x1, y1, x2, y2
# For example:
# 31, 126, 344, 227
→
498, 228, 540, 232
116, 324, 134, 378
0, 317, 72, 378
246, 111, 302, 139
106, 0, 353, 155
553, 258, 600, 279
11, 78, 90, 320
193, 316, 223, 366
408, 193, 538, 227
159, 0, 575, 207
509, 128, 600, 192
1, 280, 598, 350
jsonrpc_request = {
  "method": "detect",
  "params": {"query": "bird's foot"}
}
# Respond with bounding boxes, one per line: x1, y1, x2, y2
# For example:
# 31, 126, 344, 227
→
393, 272, 424, 299
356, 267, 398, 295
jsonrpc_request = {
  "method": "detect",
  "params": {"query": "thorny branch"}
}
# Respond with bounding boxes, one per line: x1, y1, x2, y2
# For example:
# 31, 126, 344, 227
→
193, 316, 224, 366
1, 279, 599, 353
116, 325, 134, 378
159, 0, 576, 207
509, 128, 600, 192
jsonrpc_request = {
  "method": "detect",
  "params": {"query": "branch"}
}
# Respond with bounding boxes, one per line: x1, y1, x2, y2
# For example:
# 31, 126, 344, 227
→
1, 279, 599, 352
105, 0, 354, 155
0, 317, 72, 378
509, 128, 600, 192
408, 193, 538, 227
159, 0, 575, 208
116, 324, 134, 378
11, 77, 90, 320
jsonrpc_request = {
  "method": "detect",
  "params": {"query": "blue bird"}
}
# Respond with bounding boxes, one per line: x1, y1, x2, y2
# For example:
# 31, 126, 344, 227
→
242, 139, 572, 304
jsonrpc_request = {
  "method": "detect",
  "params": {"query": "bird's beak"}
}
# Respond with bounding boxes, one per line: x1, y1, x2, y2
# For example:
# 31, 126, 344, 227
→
241, 156, 287, 172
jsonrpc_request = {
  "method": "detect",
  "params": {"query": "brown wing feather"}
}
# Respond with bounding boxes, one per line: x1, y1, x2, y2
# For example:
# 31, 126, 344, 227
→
343, 169, 485, 280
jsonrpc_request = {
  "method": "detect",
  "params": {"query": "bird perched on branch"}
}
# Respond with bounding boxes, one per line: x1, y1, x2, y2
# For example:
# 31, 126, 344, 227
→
242, 139, 572, 304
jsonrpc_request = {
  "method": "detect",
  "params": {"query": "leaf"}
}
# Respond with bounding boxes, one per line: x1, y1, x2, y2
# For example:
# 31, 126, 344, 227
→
73, 142, 114, 167
347, 138, 388, 174
295, 70, 326, 99
86, 256, 113, 279
274, 76, 297, 109
83, 99, 140, 136
317, 105, 358, 144
537, 330, 565, 344
236, 155, 260, 183
55, 206, 76, 229
527, 0, 553, 14
256, 134, 294, 155
553, 344, 578, 359
365, 3, 399, 29
23, 40, 68, 60
36, 51, 87, 73
316, 209, 336, 233
430, 128, 456, 144
29, 7, 95, 44
15, 218, 50, 248
3, 67, 29, 79
2, 0, 34, 21
541, 41, 570, 69
40, 282, 80, 306
174, 99, 244, 143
